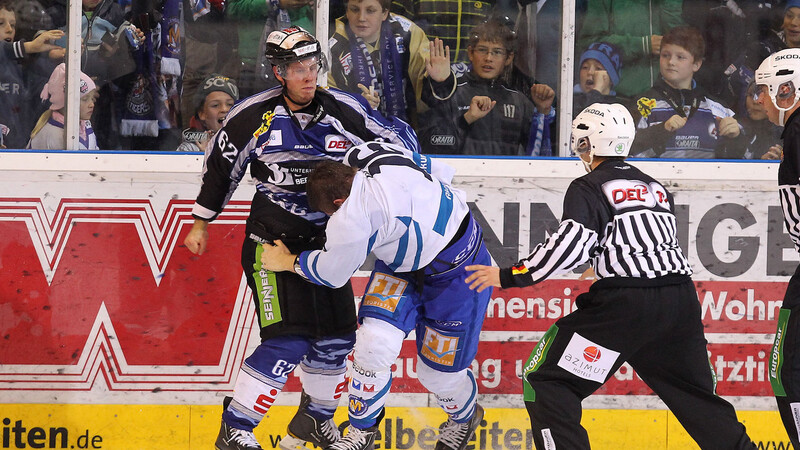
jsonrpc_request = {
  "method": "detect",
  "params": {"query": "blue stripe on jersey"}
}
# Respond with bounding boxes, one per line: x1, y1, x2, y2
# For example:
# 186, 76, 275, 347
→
390, 216, 412, 271
367, 230, 379, 254
299, 251, 334, 288
433, 184, 454, 236
411, 220, 423, 271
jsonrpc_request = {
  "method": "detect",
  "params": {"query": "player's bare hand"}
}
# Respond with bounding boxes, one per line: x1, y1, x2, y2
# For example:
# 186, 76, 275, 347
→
260, 240, 296, 272
762, 144, 783, 160
464, 264, 500, 292
530, 83, 555, 113
426, 38, 451, 82
664, 115, 687, 132
718, 116, 740, 138
184, 220, 209, 255
358, 83, 381, 109
464, 96, 496, 124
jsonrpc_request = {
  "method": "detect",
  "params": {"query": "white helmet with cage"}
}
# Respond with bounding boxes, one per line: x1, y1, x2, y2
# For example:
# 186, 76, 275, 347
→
755, 48, 800, 124
572, 103, 635, 170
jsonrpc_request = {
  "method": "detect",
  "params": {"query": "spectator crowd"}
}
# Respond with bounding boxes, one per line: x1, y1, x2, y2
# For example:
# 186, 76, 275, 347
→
0, 0, 794, 160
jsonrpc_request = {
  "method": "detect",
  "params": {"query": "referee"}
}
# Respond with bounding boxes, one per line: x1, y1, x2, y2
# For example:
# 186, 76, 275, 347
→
465, 103, 757, 450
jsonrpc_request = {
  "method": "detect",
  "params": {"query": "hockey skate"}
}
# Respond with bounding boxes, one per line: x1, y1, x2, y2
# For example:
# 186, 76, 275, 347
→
215, 420, 264, 450
434, 404, 484, 450
325, 423, 379, 450
278, 391, 341, 449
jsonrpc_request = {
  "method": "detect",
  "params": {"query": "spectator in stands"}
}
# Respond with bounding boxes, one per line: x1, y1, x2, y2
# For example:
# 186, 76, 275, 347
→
227, 0, 313, 97
328, 0, 429, 126
420, 19, 554, 156
181, 0, 240, 128
578, 0, 683, 97
177, 74, 239, 153
27, 63, 99, 150
391, 0, 503, 65
631, 26, 745, 159
741, 81, 783, 160
573, 42, 624, 117
721, 2, 799, 118
0, 0, 63, 149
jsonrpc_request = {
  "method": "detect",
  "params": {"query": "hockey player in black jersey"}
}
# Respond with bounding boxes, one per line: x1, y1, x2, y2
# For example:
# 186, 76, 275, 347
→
183, 27, 419, 450
755, 48, 800, 449
465, 103, 757, 450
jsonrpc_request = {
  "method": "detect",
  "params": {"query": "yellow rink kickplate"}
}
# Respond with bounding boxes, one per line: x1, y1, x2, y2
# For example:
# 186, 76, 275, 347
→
0, 405, 788, 449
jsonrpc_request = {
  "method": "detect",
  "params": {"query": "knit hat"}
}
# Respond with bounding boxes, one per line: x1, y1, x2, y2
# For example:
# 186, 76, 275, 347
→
579, 42, 622, 87
40, 63, 96, 111
194, 74, 239, 113
787, 0, 800, 11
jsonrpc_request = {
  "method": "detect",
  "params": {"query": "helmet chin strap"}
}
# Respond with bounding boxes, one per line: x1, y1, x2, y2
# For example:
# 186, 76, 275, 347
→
581, 152, 594, 173
279, 79, 313, 109
774, 92, 800, 125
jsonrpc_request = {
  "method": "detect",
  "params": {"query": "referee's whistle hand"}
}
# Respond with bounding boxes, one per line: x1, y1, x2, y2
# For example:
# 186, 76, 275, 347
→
464, 265, 500, 292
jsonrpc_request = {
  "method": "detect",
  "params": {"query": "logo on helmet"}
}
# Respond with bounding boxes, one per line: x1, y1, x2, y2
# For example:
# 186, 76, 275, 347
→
585, 108, 604, 117
614, 143, 625, 154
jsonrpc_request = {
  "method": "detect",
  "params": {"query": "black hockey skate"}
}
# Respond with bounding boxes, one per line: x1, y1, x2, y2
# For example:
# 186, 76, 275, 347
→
215, 420, 264, 450
435, 404, 484, 450
279, 391, 341, 449
325, 423, 379, 450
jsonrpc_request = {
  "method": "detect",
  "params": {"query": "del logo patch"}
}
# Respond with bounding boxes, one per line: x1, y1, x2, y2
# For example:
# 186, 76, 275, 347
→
363, 274, 407, 312
420, 326, 459, 366
556, 333, 619, 383
601, 179, 670, 211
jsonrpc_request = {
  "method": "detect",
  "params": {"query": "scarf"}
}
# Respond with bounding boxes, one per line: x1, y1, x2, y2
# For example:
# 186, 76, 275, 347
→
346, 18, 406, 120
51, 111, 97, 150
121, 29, 159, 137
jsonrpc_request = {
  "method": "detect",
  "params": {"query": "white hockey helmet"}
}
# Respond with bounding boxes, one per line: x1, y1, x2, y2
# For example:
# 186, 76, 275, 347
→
571, 103, 635, 158
755, 48, 800, 122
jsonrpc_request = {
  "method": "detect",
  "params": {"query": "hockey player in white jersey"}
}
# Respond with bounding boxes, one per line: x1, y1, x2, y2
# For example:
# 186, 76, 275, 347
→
260, 141, 492, 450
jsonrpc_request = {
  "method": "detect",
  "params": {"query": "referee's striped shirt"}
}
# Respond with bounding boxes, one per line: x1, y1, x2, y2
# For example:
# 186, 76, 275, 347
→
499, 159, 692, 289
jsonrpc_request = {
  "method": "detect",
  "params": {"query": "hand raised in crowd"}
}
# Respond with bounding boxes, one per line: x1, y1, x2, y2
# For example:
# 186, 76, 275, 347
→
358, 83, 381, 110
718, 116, 741, 138
651, 34, 662, 55
530, 83, 555, 113
279, 0, 314, 9
464, 96, 496, 124
762, 144, 783, 160
426, 38, 451, 83
591, 70, 612, 95
664, 114, 687, 132
23, 30, 65, 54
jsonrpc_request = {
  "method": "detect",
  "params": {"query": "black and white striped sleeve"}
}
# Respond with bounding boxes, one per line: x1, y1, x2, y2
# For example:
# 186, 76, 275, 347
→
780, 185, 800, 252
499, 219, 598, 288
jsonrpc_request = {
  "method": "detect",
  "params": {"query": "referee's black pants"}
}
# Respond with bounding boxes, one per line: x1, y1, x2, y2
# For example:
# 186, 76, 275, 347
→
523, 278, 756, 450
773, 264, 800, 449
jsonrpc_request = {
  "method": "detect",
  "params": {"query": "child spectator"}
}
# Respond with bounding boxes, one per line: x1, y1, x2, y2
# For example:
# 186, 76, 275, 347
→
0, 0, 63, 149
740, 81, 783, 160
631, 26, 745, 159
573, 42, 624, 117
27, 63, 99, 150
420, 19, 554, 156
177, 74, 239, 153
328, 0, 429, 126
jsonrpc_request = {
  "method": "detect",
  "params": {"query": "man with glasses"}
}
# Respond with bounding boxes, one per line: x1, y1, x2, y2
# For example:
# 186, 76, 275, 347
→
183, 26, 419, 450
419, 18, 555, 156
755, 47, 800, 449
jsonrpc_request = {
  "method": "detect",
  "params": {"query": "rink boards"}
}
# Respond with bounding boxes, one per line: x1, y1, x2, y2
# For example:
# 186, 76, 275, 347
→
0, 153, 791, 448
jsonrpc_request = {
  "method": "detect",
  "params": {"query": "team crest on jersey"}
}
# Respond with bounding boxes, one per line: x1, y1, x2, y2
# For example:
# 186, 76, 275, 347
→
325, 134, 352, 152
254, 111, 277, 139
420, 326, 459, 366
340, 53, 352, 76
349, 395, 368, 416
363, 274, 407, 312
637, 97, 656, 118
